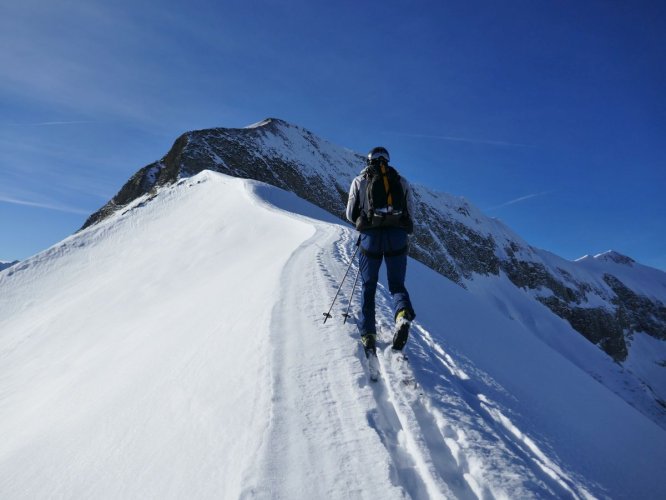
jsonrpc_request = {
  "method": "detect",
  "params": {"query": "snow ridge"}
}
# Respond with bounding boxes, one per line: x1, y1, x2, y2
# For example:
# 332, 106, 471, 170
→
79, 117, 666, 432
2, 171, 665, 498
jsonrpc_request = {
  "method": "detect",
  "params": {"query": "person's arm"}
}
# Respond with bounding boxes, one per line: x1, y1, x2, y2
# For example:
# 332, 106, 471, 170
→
346, 177, 361, 223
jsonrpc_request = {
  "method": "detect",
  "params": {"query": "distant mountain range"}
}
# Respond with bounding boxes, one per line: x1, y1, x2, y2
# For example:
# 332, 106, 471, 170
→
83, 118, 666, 419
0, 261, 18, 272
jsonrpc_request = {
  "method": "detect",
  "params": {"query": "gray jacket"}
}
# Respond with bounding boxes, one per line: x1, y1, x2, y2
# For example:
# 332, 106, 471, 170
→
346, 167, 415, 224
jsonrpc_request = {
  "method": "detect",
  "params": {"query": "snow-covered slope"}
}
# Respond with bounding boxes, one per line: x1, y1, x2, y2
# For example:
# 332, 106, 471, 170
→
80, 118, 666, 427
2, 171, 665, 498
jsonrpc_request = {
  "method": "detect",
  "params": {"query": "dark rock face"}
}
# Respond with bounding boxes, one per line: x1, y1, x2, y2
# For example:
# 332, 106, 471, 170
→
82, 118, 666, 365
537, 296, 629, 361
532, 272, 666, 362
604, 274, 666, 342
502, 256, 581, 304
499, 245, 628, 361
83, 124, 354, 231
409, 195, 499, 285
82, 120, 500, 287
500, 242, 666, 361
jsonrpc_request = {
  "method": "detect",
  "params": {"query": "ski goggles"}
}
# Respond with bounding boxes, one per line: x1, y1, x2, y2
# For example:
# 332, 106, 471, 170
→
368, 148, 390, 162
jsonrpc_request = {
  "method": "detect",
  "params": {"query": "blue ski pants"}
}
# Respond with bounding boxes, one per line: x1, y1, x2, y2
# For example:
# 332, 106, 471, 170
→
357, 227, 415, 335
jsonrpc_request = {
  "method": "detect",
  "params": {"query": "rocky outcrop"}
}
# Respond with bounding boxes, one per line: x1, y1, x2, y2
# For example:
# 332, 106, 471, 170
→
81, 120, 499, 287
83, 123, 353, 231
604, 274, 666, 342
537, 296, 629, 361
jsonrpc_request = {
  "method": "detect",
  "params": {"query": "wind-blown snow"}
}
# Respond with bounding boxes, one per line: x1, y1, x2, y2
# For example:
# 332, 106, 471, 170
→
1, 171, 665, 499
244, 118, 273, 129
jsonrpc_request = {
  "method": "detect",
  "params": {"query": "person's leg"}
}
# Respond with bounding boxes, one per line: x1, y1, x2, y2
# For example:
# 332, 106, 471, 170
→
384, 228, 415, 320
385, 253, 414, 319
386, 248, 413, 350
358, 251, 382, 334
358, 231, 383, 335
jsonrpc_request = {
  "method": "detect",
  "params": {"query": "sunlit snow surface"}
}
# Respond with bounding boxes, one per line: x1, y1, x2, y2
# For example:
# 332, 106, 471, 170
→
1, 171, 665, 499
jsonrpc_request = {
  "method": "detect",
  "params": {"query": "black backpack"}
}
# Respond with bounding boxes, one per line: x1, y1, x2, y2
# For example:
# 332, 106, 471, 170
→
365, 163, 406, 215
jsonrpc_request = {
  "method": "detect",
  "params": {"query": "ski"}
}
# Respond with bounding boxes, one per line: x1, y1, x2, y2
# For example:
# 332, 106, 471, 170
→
377, 322, 418, 390
362, 344, 380, 382
385, 347, 418, 389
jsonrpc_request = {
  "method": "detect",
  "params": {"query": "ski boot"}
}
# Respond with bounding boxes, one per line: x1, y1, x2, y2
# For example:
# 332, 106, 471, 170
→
392, 309, 412, 351
361, 333, 377, 357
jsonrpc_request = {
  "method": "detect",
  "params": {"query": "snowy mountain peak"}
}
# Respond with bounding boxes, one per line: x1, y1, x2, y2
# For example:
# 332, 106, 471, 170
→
79, 119, 666, 417
243, 117, 294, 130
593, 249, 636, 266
244, 118, 275, 129
576, 250, 636, 266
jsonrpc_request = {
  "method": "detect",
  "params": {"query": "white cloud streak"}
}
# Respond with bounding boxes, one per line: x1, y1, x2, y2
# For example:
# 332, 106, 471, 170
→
0, 195, 91, 215
487, 192, 550, 211
2, 121, 97, 127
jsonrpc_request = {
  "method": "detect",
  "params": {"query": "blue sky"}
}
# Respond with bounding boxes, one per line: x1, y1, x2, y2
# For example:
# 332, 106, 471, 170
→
1, 0, 665, 270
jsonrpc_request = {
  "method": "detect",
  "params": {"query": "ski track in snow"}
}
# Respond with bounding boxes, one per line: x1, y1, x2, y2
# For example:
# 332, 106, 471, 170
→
242, 226, 406, 499
311, 227, 595, 499
233, 196, 595, 500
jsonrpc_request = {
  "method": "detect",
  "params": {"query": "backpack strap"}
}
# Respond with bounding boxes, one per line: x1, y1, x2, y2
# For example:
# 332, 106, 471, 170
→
365, 164, 399, 217
380, 164, 394, 207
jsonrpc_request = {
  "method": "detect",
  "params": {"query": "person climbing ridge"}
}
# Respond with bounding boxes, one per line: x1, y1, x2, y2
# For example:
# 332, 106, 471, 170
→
346, 146, 416, 354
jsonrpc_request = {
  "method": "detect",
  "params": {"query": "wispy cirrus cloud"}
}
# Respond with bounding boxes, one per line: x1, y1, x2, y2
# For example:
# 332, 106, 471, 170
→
1, 121, 97, 127
0, 194, 91, 215
487, 192, 551, 211
0, 2, 171, 129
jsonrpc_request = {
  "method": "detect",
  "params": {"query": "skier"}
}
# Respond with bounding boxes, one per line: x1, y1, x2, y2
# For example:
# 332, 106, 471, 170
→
346, 146, 416, 353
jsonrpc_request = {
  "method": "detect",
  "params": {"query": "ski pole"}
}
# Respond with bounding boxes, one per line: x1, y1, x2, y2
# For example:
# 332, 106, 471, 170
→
323, 235, 361, 323
342, 265, 360, 324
